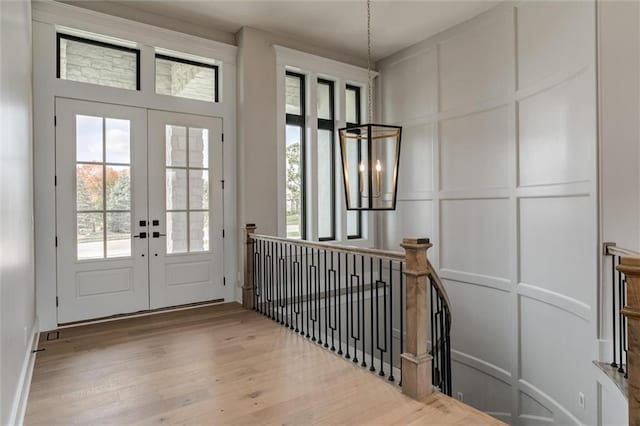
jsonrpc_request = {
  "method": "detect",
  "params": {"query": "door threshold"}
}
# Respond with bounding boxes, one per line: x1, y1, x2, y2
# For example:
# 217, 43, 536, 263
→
57, 299, 226, 328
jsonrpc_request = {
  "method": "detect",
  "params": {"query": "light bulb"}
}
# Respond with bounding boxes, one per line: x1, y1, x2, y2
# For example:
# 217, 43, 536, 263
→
359, 162, 365, 172
375, 160, 382, 172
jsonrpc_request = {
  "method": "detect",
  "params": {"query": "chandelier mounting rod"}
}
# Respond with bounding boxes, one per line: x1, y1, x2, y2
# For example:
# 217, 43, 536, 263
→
367, 0, 373, 124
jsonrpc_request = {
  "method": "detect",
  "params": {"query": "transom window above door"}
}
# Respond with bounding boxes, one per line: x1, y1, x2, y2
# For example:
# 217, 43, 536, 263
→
55, 30, 221, 103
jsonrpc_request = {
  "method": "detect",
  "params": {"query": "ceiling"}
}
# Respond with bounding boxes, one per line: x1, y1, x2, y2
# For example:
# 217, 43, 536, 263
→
64, 1, 501, 62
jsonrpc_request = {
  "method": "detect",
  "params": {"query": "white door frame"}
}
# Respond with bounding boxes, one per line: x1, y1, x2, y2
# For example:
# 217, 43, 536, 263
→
32, 2, 238, 331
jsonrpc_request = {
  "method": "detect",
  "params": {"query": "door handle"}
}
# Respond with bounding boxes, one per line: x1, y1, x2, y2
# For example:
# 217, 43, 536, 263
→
152, 232, 166, 238
134, 232, 147, 239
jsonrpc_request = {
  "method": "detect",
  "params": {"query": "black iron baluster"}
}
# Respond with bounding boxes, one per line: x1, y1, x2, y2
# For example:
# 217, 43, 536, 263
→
273, 241, 277, 322
264, 241, 271, 318
308, 249, 319, 342
376, 258, 387, 377
304, 247, 313, 338
345, 253, 351, 360
619, 256, 624, 373
260, 239, 266, 316
624, 275, 628, 377
264, 241, 269, 318
338, 252, 343, 355
370, 257, 375, 372
440, 295, 445, 392
350, 254, 360, 364
611, 254, 618, 368
317, 248, 322, 346
316, 248, 321, 343
446, 308, 452, 395
438, 304, 443, 391
399, 262, 403, 386
286, 243, 291, 328
294, 245, 300, 333
430, 281, 438, 388
268, 240, 272, 317
324, 250, 329, 348
361, 255, 367, 368
300, 245, 305, 336
275, 242, 280, 323
330, 251, 337, 351
388, 259, 394, 382
280, 243, 287, 325
253, 239, 258, 312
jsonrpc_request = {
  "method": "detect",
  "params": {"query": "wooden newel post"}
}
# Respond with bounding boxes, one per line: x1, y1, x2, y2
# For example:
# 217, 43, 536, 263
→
618, 256, 640, 426
243, 224, 257, 309
400, 237, 433, 400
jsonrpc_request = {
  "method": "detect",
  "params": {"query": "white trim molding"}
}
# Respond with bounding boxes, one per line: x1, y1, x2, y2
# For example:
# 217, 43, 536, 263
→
7, 325, 39, 426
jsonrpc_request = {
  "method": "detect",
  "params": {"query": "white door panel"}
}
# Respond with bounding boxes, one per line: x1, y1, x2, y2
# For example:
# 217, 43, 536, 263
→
147, 110, 224, 309
56, 98, 149, 323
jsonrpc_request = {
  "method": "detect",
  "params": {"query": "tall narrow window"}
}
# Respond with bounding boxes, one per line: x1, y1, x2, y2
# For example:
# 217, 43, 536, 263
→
345, 85, 362, 239
285, 72, 306, 239
317, 79, 335, 241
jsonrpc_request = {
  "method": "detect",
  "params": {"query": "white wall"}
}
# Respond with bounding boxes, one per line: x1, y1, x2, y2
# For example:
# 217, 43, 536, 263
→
0, 0, 37, 424
378, 2, 599, 424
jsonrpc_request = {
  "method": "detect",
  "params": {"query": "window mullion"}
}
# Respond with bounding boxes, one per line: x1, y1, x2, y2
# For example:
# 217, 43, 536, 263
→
336, 80, 347, 242
307, 72, 319, 242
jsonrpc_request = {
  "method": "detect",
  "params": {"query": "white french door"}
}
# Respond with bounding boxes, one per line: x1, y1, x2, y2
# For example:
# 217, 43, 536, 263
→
147, 110, 224, 309
55, 98, 224, 323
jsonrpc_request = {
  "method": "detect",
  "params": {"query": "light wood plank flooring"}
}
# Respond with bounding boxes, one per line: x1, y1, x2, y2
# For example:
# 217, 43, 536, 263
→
25, 303, 503, 425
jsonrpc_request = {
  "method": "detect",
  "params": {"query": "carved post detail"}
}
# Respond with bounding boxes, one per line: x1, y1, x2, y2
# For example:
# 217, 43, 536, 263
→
618, 256, 640, 425
400, 237, 433, 400
243, 224, 257, 310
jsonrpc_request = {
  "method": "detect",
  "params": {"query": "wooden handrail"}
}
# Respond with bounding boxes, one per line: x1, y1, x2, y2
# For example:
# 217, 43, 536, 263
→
427, 258, 452, 320
608, 245, 640, 258
250, 233, 406, 261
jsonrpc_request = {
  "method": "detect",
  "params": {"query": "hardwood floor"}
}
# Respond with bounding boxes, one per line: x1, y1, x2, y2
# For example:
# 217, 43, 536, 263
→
25, 303, 503, 425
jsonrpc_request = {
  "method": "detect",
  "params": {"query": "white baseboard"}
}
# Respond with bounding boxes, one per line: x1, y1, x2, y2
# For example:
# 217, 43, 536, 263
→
7, 322, 39, 426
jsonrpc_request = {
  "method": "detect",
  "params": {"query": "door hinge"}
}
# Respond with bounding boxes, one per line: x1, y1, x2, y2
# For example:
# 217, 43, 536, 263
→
221, 180, 225, 190
222, 229, 225, 238
221, 133, 224, 142
223, 277, 226, 286
56, 296, 59, 307
54, 116, 57, 126
54, 175, 57, 186
55, 236, 58, 247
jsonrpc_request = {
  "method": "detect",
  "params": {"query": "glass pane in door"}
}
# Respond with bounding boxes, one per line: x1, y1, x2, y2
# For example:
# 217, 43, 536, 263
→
75, 114, 132, 260
165, 125, 210, 254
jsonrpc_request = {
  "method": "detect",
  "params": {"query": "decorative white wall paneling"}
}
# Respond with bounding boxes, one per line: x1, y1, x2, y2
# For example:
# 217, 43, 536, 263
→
378, 1, 598, 424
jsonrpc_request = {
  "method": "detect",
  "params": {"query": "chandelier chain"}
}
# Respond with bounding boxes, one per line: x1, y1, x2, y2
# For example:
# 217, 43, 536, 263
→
367, 0, 372, 123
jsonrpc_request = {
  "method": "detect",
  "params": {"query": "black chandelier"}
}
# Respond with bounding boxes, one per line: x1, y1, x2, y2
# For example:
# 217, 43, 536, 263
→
338, 0, 402, 211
